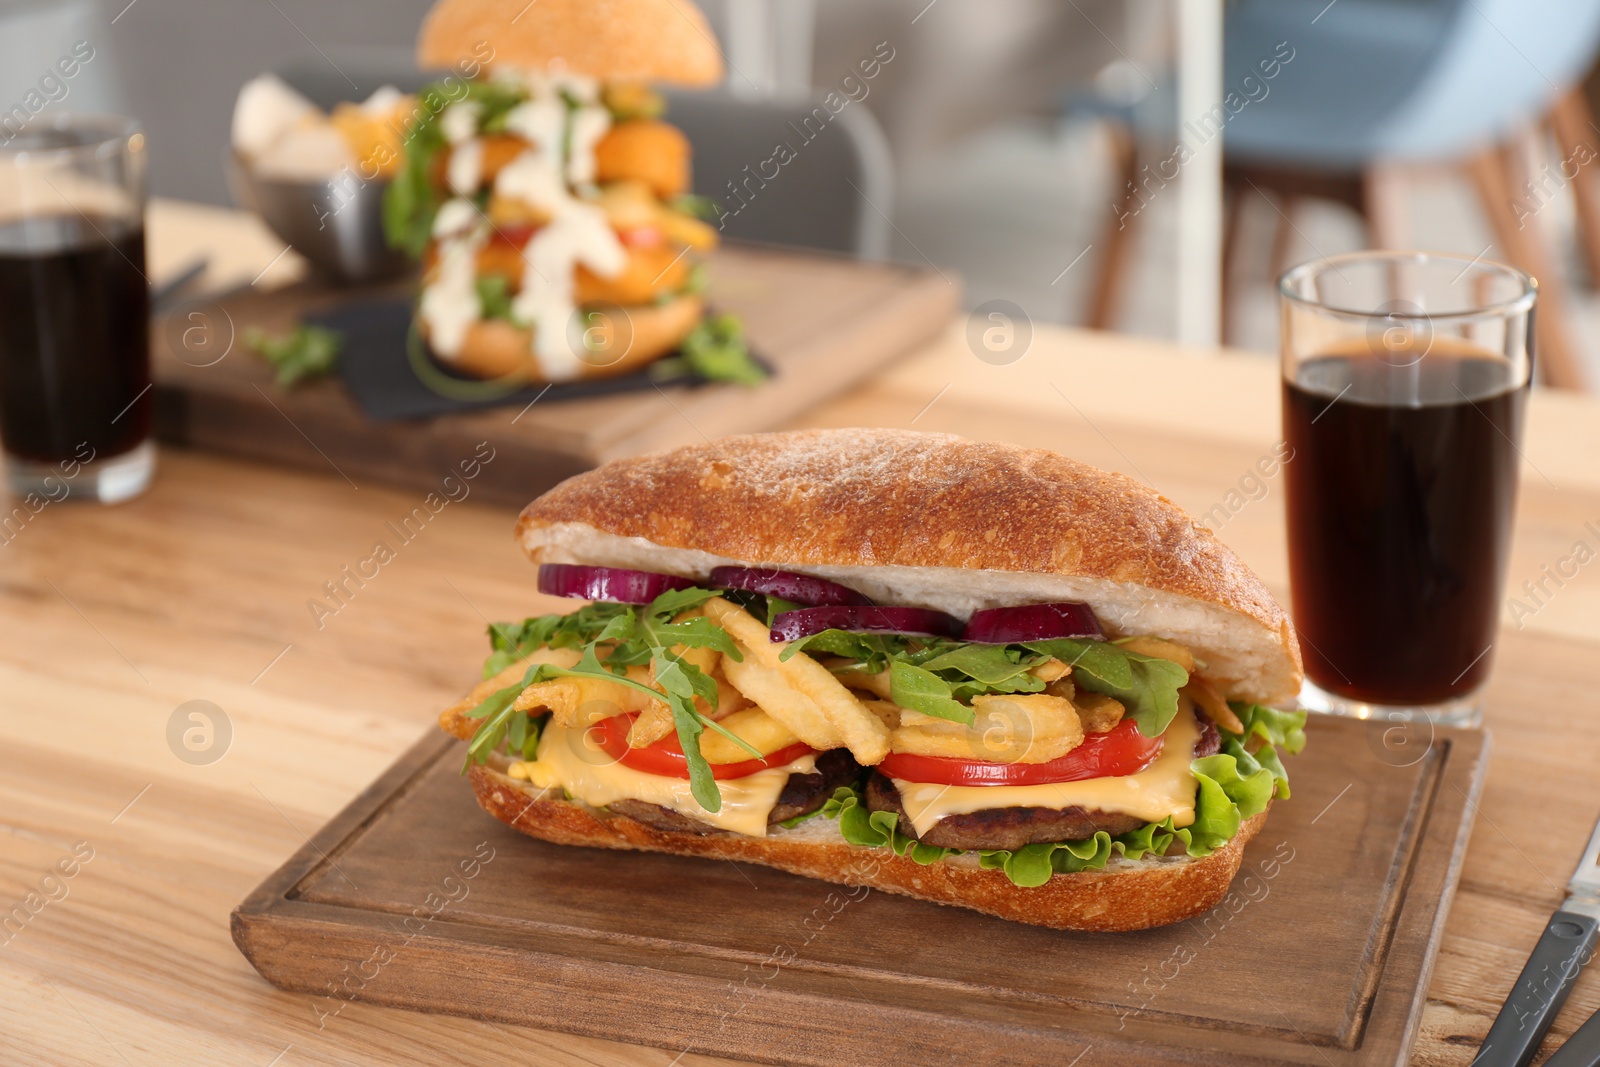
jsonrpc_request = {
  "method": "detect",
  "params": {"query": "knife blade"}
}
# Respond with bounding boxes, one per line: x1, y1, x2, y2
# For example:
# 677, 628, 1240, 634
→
1473, 810, 1600, 1067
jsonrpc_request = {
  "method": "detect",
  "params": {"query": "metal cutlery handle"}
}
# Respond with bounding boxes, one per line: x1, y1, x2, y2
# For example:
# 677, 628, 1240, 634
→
1545, 1002, 1600, 1067
1473, 910, 1599, 1067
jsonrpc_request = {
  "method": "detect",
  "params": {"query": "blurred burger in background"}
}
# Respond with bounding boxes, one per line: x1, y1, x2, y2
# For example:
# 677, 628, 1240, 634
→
386, 0, 764, 385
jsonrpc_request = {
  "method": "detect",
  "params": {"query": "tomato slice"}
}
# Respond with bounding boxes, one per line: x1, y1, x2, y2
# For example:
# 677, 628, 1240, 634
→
590, 713, 816, 780
876, 717, 1165, 787
618, 226, 664, 248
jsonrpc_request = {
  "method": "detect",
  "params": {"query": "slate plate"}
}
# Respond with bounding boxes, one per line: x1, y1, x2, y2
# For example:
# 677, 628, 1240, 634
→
307, 296, 769, 422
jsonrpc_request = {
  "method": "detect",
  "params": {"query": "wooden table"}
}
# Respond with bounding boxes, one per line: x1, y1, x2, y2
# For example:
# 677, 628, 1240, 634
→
5, 204, 1600, 1066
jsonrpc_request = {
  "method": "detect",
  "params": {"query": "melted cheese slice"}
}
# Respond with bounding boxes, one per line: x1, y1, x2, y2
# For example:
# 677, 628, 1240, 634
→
893, 710, 1202, 837
516, 723, 817, 838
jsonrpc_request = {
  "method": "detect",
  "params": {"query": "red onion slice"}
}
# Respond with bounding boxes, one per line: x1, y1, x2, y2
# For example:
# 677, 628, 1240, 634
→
709, 566, 871, 607
537, 563, 695, 604
961, 602, 1104, 644
770, 605, 963, 642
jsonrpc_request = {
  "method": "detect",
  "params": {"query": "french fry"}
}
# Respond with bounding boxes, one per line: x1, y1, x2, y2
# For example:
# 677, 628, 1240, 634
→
1119, 635, 1196, 673
1073, 691, 1125, 734
513, 664, 660, 728
833, 665, 893, 700
892, 694, 1084, 764
860, 699, 902, 732
705, 597, 890, 765
698, 707, 801, 764
712, 670, 752, 717
1184, 675, 1245, 734
888, 715, 982, 760
1045, 675, 1077, 701
437, 648, 583, 741
720, 652, 845, 751
628, 654, 749, 748
973, 693, 1083, 763
626, 704, 674, 748
1030, 658, 1071, 683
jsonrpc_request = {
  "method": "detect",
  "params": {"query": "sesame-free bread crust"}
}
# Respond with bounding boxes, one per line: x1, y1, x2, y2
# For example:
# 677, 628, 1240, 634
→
516, 429, 1303, 704
418, 0, 723, 87
468, 762, 1267, 932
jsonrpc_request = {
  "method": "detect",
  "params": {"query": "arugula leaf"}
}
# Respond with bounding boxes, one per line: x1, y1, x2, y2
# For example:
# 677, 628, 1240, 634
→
671, 193, 721, 221
467, 587, 746, 810
888, 661, 974, 724
482, 602, 631, 677
475, 274, 516, 321
679, 262, 709, 296
384, 80, 528, 256
468, 81, 528, 134
244, 325, 342, 387
648, 650, 718, 808
1026, 638, 1188, 737
383, 101, 446, 257
918, 644, 1048, 702
675, 313, 768, 386
1025, 638, 1132, 689
780, 629, 908, 671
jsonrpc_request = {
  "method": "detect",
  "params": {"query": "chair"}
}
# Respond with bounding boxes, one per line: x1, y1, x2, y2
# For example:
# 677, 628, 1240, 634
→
663, 89, 894, 259
1089, 0, 1600, 388
273, 53, 894, 261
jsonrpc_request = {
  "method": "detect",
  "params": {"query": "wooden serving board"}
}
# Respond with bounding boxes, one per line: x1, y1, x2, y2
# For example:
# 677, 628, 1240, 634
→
151, 244, 959, 507
232, 716, 1487, 1066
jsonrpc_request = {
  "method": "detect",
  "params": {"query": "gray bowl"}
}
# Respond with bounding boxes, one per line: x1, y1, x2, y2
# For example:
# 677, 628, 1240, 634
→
225, 152, 414, 284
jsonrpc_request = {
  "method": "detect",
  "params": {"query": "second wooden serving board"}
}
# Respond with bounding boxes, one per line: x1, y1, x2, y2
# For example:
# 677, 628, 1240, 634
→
152, 243, 959, 506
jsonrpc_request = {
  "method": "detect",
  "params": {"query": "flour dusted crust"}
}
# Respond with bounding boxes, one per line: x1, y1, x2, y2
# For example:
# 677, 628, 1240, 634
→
468, 762, 1267, 932
418, 0, 724, 87
516, 429, 1303, 704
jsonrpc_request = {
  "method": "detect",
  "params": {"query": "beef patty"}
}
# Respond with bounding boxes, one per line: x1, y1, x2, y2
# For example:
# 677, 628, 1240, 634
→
604, 747, 862, 835
865, 712, 1223, 852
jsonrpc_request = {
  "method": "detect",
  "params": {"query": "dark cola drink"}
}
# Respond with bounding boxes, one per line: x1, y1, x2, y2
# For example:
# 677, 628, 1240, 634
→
0, 214, 151, 464
1282, 339, 1527, 707
0, 116, 153, 506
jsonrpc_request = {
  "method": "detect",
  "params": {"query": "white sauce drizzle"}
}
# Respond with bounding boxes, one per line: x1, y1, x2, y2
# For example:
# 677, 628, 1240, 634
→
439, 101, 480, 144
502, 97, 566, 172
419, 207, 487, 360
446, 137, 484, 195
431, 197, 479, 239
418, 70, 625, 378
566, 106, 611, 185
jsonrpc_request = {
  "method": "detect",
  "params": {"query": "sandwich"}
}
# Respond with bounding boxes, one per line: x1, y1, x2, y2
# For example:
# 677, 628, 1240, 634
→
384, 0, 763, 384
438, 429, 1307, 932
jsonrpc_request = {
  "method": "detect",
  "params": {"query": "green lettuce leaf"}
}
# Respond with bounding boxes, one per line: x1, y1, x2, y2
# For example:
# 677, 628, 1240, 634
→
1232, 701, 1307, 755
805, 703, 1307, 889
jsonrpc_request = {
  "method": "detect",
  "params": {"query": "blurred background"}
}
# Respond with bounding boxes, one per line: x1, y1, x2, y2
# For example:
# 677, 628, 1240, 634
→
9, 0, 1600, 382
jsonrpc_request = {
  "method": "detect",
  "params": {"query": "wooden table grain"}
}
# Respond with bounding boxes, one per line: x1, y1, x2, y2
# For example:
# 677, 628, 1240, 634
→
4, 203, 1600, 1066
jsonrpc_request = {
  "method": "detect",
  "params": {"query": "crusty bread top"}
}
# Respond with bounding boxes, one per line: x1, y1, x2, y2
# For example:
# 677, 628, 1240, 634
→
516, 429, 1304, 704
418, 0, 724, 86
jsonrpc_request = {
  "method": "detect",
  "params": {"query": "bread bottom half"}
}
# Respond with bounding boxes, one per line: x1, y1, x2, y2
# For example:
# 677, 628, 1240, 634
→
424, 293, 704, 382
466, 760, 1268, 933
